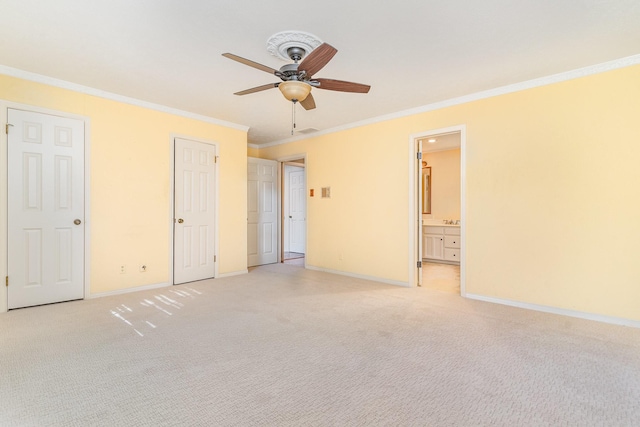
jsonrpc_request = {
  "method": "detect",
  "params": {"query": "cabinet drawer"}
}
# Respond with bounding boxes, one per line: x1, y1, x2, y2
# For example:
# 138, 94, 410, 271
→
424, 226, 444, 234
444, 248, 460, 262
444, 236, 460, 248
444, 227, 460, 236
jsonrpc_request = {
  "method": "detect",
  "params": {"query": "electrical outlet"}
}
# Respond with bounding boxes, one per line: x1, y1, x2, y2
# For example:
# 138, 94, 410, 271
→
140, 265, 147, 272
120, 265, 126, 274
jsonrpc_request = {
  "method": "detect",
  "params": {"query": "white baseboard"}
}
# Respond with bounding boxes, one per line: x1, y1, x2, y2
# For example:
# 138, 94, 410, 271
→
465, 293, 640, 329
305, 265, 410, 287
54, 271, 249, 301
88, 282, 171, 299
217, 269, 248, 278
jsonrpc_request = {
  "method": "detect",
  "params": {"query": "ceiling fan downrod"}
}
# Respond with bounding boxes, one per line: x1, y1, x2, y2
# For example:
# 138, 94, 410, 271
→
287, 46, 306, 63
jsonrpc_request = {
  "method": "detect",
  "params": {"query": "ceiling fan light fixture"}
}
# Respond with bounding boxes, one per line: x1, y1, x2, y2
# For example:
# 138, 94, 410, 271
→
279, 81, 311, 102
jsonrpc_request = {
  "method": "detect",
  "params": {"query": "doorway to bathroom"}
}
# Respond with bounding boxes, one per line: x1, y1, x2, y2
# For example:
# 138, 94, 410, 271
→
410, 125, 466, 295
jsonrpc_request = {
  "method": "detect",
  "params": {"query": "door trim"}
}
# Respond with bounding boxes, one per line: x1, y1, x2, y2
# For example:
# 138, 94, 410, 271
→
282, 162, 306, 259
169, 134, 219, 284
1, 101, 91, 312
408, 125, 466, 295
416, 138, 423, 286
276, 154, 307, 267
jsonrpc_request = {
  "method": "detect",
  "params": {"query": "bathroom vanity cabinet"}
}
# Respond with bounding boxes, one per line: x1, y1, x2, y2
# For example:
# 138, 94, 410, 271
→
423, 225, 460, 264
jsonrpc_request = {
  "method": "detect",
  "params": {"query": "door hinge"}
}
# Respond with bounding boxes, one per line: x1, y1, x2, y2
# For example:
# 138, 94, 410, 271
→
215, 156, 219, 163
214, 255, 217, 262
5, 123, 13, 134
417, 152, 422, 160
5, 276, 8, 287
417, 261, 422, 268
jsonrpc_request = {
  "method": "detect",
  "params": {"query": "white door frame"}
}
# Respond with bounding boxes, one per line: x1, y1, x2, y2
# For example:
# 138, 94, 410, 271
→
282, 162, 306, 255
276, 154, 307, 266
168, 134, 219, 284
0, 101, 91, 313
408, 125, 466, 295
416, 138, 423, 286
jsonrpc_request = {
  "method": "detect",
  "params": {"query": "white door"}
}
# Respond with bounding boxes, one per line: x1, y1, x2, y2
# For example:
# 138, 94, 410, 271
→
7, 108, 85, 309
174, 138, 216, 284
248, 157, 278, 267
288, 167, 306, 254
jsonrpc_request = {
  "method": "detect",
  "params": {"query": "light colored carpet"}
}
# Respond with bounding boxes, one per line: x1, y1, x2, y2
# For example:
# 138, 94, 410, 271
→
1, 263, 639, 426
283, 257, 305, 267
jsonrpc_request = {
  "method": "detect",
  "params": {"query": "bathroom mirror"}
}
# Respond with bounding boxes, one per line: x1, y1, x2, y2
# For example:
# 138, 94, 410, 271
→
422, 166, 431, 214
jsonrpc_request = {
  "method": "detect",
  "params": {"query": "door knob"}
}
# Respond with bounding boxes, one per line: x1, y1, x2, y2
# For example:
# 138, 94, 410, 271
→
74, 219, 82, 225
177, 218, 184, 224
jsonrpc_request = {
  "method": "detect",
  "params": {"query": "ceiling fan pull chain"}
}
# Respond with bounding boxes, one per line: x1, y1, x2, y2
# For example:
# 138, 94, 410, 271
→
291, 101, 296, 135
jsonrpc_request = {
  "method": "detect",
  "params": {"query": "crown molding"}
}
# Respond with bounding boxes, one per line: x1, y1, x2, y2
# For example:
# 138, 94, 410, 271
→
0, 65, 249, 132
258, 53, 640, 149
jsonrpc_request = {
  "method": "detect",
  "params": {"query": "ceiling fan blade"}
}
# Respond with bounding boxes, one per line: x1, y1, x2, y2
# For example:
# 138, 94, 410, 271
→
300, 93, 316, 110
222, 53, 278, 75
315, 78, 371, 93
234, 83, 278, 96
298, 43, 338, 77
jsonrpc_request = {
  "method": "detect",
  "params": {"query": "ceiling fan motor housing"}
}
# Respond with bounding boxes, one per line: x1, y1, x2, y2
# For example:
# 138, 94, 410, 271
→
277, 63, 303, 81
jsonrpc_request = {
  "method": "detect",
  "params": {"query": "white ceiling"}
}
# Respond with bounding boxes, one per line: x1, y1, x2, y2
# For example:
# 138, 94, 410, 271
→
1, 1, 640, 146
420, 132, 460, 153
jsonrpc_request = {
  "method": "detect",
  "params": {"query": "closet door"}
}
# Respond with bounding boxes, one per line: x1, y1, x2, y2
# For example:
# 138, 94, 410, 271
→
248, 157, 278, 267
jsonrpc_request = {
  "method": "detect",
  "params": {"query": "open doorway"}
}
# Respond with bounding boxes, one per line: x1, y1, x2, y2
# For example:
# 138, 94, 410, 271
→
410, 126, 466, 295
281, 159, 306, 267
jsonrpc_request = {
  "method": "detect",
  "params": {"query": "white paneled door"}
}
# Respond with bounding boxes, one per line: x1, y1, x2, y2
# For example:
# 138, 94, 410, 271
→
247, 157, 278, 267
287, 166, 306, 254
174, 138, 216, 284
7, 108, 85, 309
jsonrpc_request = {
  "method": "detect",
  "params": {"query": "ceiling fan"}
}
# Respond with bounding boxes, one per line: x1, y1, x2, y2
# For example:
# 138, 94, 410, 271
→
222, 42, 371, 110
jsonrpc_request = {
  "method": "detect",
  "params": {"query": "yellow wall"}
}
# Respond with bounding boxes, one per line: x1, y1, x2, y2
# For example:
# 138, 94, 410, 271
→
258, 64, 640, 322
247, 146, 259, 157
3, 64, 639, 323
423, 149, 461, 220
258, 125, 411, 285
0, 75, 248, 300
